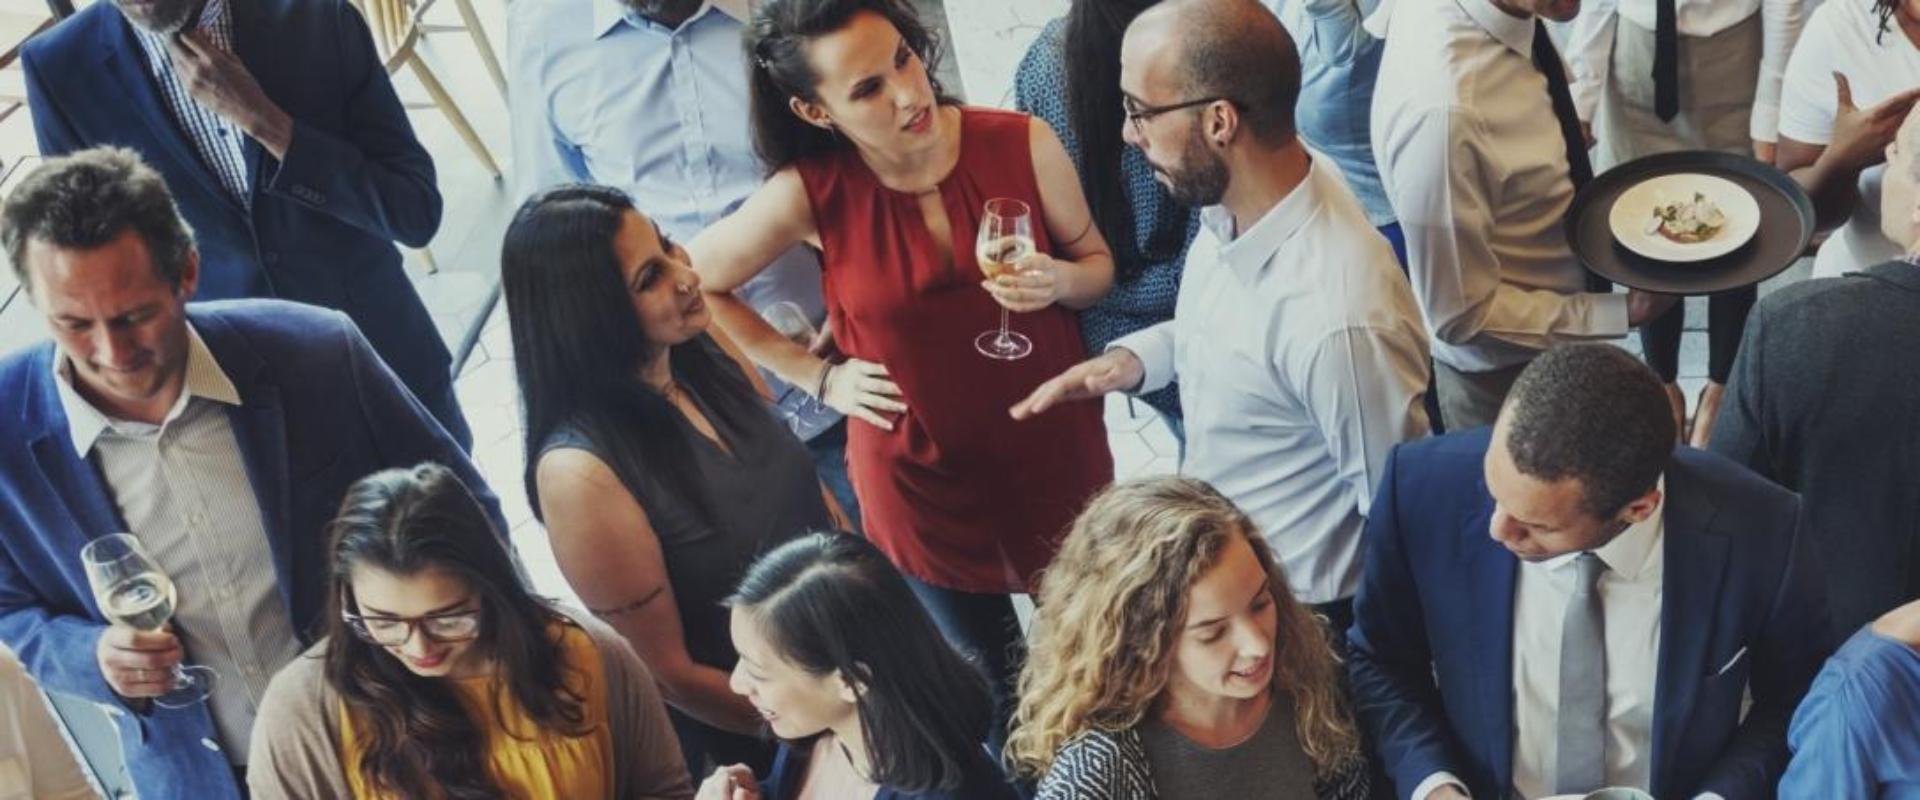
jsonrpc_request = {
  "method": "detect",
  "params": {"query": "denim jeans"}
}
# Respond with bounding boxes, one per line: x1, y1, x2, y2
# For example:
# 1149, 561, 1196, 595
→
902, 575, 1023, 761
804, 419, 862, 534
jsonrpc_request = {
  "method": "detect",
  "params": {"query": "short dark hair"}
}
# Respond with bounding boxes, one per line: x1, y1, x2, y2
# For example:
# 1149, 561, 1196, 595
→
1, 147, 195, 292
1501, 344, 1675, 518
728, 532, 992, 793
1166, 0, 1300, 146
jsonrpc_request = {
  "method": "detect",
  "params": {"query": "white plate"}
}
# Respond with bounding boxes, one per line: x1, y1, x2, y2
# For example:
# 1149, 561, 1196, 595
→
1607, 173, 1760, 263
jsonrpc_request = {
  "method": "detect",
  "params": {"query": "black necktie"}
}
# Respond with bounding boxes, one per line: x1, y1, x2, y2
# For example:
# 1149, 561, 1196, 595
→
1654, 0, 1680, 121
1534, 22, 1611, 291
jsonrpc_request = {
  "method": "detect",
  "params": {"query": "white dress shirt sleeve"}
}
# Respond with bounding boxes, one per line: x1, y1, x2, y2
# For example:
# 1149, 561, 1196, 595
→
1752, 0, 1809, 142
1110, 319, 1179, 395
1566, 0, 1621, 124
1297, 326, 1431, 517
1411, 771, 1470, 800
1385, 106, 1629, 353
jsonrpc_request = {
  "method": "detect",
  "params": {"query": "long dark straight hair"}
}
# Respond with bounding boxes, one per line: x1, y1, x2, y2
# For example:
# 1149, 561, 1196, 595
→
321, 463, 589, 800
501, 184, 761, 524
745, 0, 955, 175
729, 532, 993, 792
1063, 0, 1190, 281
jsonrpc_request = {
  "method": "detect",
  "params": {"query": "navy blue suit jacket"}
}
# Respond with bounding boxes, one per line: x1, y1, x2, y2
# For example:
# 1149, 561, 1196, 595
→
1347, 429, 1833, 799
20, 0, 463, 444
0, 301, 504, 800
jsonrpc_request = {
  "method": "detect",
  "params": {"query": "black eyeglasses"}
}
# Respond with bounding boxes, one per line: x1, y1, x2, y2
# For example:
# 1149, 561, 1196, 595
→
1122, 95, 1240, 137
342, 607, 482, 647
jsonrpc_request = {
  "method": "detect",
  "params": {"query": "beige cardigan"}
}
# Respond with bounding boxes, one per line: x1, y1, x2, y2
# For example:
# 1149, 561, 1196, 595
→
246, 607, 695, 799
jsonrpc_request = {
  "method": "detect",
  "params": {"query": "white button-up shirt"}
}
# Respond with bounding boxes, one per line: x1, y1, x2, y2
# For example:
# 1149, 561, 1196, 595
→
1112, 155, 1430, 604
54, 324, 301, 766
1565, 0, 1806, 142
1372, 0, 1629, 374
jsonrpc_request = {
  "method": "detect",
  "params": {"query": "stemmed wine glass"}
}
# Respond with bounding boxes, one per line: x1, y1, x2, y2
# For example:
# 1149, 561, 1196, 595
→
81, 533, 215, 708
975, 198, 1036, 361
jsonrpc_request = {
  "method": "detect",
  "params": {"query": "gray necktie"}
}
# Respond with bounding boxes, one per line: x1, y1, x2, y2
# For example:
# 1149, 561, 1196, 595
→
1556, 552, 1609, 794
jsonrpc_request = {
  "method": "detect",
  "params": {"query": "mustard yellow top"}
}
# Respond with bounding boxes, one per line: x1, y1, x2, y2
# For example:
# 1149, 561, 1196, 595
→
336, 622, 615, 799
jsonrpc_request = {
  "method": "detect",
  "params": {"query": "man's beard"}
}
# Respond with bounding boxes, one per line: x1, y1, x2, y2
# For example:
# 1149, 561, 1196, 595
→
626, 0, 704, 23
1157, 127, 1229, 208
114, 0, 201, 34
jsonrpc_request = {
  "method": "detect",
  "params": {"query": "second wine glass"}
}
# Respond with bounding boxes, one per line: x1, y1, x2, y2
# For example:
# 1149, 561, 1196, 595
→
975, 197, 1036, 361
81, 533, 216, 709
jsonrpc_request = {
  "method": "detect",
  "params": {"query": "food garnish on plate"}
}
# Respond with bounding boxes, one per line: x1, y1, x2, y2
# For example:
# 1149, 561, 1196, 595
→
1645, 192, 1726, 244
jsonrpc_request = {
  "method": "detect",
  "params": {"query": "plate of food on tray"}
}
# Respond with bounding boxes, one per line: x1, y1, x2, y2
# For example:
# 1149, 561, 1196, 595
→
1607, 173, 1761, 263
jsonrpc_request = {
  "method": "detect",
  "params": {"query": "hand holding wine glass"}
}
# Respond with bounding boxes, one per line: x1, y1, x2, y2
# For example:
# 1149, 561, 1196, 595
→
975, 198, 1037, 360
981, 249, 1063, 313
82, 533, 215, 708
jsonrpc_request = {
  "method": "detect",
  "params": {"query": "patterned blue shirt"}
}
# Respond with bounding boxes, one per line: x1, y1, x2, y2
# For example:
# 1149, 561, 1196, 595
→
1015, 17, 1196, 420
130, 0, 251, 205
1265, 0, 1396, 226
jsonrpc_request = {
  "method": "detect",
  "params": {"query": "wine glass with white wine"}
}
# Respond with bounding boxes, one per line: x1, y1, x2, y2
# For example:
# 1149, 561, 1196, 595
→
974, 197, 1036, 360
81, 533, 215, 708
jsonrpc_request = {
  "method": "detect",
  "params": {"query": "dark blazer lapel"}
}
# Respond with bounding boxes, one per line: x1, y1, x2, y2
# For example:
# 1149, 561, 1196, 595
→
97, 12, 245, 214
1462, 497, 1519, 789
21, 349, 129, 578
228, 0, 270, 195
193, 314, 296, 615
1649, 461, 1729, 796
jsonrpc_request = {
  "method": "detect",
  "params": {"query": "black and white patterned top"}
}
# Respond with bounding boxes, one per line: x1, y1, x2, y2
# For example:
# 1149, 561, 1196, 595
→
1035, 726, 1372, 800
130, 0, 252, 205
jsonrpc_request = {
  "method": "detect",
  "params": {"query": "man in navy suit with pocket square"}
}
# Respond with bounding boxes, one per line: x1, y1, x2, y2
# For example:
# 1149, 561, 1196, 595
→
0, 148, 504, 800
1347, 343, 1832, 800
19, 0, 471, 448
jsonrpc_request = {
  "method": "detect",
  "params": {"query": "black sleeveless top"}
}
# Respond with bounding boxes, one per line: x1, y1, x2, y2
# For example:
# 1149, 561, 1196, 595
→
539, 345, 830, 670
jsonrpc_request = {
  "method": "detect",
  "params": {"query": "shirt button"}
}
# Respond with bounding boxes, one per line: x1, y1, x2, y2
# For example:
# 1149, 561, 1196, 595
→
200, 738, 221, 751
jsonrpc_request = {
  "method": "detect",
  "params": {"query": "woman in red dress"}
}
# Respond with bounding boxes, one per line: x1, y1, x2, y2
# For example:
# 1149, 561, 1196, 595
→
689, 0, 1115, 753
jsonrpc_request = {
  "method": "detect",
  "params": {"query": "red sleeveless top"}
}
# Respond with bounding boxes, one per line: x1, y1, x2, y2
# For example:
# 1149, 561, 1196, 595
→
796, 107, 1113, 593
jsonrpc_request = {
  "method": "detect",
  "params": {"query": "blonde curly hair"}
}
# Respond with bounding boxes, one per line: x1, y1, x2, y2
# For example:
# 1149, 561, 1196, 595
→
1006, 476, 1360, 778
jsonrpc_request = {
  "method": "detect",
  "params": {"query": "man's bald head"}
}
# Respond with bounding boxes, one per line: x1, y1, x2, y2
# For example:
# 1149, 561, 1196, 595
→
1129, 0, 1300, 146
1879, 103, 1920, 251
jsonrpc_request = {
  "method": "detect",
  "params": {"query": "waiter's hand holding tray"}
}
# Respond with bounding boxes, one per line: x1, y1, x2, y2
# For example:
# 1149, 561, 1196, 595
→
1567, 150, 1814, 295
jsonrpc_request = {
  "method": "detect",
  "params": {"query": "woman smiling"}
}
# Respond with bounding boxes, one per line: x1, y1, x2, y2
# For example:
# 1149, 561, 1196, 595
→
247, 463, 693, 799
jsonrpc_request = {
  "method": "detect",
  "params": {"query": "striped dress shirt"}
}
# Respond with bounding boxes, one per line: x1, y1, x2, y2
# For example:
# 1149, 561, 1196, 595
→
129, 0, 252, 205
54, 324, 301, 766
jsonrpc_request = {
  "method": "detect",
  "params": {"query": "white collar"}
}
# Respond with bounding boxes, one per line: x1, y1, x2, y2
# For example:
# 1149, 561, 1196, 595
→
593, 0, 745, 39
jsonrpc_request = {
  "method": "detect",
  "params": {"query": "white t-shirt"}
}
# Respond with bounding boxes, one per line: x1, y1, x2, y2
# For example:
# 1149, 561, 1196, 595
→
0, 648, 94, 799
1779, 0, 1920, 277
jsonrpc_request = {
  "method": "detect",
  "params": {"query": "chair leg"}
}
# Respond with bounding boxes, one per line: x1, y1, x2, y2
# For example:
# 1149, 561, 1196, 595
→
449, 0, 506, 96
412, 246, 439, 275
406, 54, 501, 178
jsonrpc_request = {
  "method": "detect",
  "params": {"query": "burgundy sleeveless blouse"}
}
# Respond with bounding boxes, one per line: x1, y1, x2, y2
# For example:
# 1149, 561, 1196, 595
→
795, 106, 1113, 592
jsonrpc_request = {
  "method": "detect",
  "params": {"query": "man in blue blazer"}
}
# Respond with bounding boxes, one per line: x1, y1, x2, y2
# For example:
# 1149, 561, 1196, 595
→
1348, 344, 1832, 800
19, 0, 471, 448
0, 149, 504, 800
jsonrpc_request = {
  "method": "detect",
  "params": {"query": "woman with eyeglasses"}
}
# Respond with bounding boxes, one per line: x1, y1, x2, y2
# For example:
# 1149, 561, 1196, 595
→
247, 462, 695, 799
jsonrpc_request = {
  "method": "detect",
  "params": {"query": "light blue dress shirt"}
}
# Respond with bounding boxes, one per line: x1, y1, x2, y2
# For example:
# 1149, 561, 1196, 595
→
1264, 0, 1395, 227
508, 0, 839, 439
